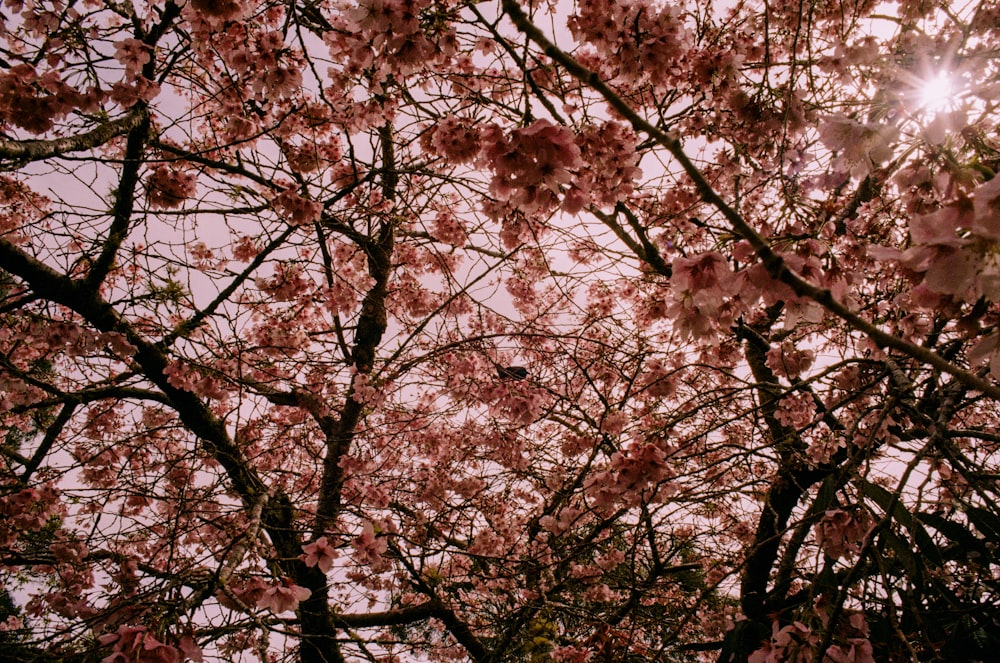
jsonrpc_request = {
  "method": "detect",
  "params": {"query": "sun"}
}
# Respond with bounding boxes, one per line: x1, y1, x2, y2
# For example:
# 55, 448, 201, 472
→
917, 72, 955, 114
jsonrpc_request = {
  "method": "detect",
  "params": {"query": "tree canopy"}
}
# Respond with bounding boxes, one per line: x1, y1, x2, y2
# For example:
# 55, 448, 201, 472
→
2, 0, 1000, 661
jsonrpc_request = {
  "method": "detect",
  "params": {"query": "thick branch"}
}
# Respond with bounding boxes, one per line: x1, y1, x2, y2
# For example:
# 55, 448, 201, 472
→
85, 108, 150, 288
332, 601, 449, 629
314, 124, 396, 536
0, 109, 147, 168
21, 401, 76, 484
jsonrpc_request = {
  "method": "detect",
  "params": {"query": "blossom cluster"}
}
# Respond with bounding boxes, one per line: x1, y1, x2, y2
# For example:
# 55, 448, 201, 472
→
113, 38, 151, 80
818, 115, 898, 178
815, 508, 872, 560
480, 119, 583, 215
0, 64, 93, 133
668, 251, 741, 341
338, 0, 450, 76
422, 115, 482, 164
272, 187, 324, 226
98, 625, 203, 663
146, 166, 198, 209
765, 342, 816, 379
585, 441, 674, 510
0, 484, 63, 546
568, 121, 643, 212
774, 392, 816, 430
568, 0, 692, 90
750, 620, 874, 663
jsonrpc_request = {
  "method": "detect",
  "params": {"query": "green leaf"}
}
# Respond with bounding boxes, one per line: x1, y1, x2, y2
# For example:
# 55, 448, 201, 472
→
861, 481, 943, 567
918, 511, 992, 563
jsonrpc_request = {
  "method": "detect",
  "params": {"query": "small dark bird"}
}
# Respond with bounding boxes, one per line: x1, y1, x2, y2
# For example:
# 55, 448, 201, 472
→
497, 366, 528, 381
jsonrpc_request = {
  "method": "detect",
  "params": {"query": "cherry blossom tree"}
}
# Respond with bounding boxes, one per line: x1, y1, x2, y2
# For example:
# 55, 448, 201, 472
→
2, 0, 1000, 662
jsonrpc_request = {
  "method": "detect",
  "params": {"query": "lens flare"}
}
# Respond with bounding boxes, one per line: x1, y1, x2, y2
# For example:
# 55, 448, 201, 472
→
918, 73, 955, 114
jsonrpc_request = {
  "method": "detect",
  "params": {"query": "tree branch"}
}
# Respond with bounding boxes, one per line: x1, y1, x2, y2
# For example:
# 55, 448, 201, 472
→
84, 107, 150, 288
0, 108, 147, 168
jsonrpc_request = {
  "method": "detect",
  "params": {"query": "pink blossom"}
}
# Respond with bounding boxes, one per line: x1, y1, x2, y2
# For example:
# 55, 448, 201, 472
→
765, 342, 816, 378
481, 119, 582, 213
257, 580, 311, 613
818, 114, 898, 177
573, 121, 642, 209
255, 64, 303, 100
352, 521, 388, 567
805, 428, 845, 466
109, 77, 161, 107
550, 645, 591, 663
0, 615, 22, 633
968, 332, 1000, 380
824, 639, 875, 663
283, 140, 342, 173
423, 115, 482, 164
113, 39, 151, 79
99, 625, 180, 663
669, 251, 740, 340
582, 583, 615, 602
489, 390, 546, 426
273, 187, 323, 226
569, 0, 691, 90
50, 539, 88, 564
0, 64, 80, 133
816, 509, 871, 560
749, 620, 817, 663
348, 0, 424, 35
350, 371, 387, 406
189, 0, 246, 20
177, 635, 204, 662
672, 252, 736, 303
214, 578, 268, 611
774, 392, 815, 429
146, 166, 197, 209
971, 175, 1000, 240
600, 411, 628, 436
539, 506, 583, 535
584, 441, 673, 510
429, 210, 468, 247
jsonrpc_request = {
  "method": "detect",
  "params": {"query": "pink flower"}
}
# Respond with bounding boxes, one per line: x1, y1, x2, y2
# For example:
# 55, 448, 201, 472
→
423, 115, 482, 164
481, 119, 583, 213
825, 639, 875, 663
113, 39, 151, 79
273, 187, 323, 226
177, 635, 204, 662
146, 166, 197, 209
109, 78, 161, 108
257, 580, 311, 613
774, 392, 815, 429
971, 176, 1000, 239
668, 251, 740, 340
816, 509, 871, 560
818, 114, 898, 177
573, 121, 642, 209
302, 536, 338, 573
99, 625, 180, 663
352, 521, 388, 566
429, 210, 468, 247
0, 616, 23, 632
256, 64, 303, 100
50, 539, 88, 564
765, 342, 816, 378
0, 65, 80, 133
189, 0, 246, 20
